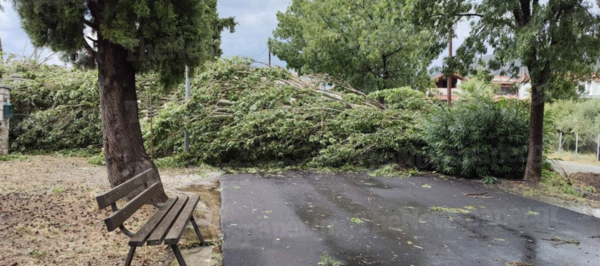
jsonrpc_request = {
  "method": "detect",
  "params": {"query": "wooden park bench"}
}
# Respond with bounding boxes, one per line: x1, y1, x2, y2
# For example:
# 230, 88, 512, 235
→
96, 169, 205, 266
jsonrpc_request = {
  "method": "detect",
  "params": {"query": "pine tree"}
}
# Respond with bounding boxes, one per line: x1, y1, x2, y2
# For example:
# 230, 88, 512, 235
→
12, 0, 235, 199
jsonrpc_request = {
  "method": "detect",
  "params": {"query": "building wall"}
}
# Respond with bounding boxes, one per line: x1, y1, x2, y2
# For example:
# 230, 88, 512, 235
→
0, 85, 10, 155
518, 83, 531, 100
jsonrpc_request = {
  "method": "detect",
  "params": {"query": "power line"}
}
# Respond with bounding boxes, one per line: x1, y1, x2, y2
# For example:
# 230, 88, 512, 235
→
255, 46, 268, 62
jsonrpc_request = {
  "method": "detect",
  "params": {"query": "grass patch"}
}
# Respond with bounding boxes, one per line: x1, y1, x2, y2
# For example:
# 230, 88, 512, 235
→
318, 252, 343, 266
0, 153, 29, 162
50, 186, 67, 193
542, 169, 580, 197
549, 151, 600, 166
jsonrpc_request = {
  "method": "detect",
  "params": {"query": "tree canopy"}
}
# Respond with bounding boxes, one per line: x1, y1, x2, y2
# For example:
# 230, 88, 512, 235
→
13, 0, 235, 84
269, 0, 440, 93
407, 0, 600, 96
406, 0, 600, 181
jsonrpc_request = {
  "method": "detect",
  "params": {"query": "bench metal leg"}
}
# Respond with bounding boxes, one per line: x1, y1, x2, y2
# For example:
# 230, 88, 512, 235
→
190, 217, 206, 246
124, 246, 137, 266
171, 244, 187, 266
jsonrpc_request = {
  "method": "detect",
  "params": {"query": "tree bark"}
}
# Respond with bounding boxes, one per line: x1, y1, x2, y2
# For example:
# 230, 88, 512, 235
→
524, 83, 545, 182
96, 40, 168, 201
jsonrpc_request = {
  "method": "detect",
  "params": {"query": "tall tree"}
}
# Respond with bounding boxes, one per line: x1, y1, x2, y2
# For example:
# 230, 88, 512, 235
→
407, 0, 600, 181
12, 0, 235, 199
269, 0, 441, 93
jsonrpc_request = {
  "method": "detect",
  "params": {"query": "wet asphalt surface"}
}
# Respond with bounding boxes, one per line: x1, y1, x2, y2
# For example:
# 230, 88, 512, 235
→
220, 172, 600, 266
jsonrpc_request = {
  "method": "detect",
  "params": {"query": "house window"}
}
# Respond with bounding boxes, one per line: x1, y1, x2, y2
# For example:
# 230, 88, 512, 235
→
500, 86, 515, 95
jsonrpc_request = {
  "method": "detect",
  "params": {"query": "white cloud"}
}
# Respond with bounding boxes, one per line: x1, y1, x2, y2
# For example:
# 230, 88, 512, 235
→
0, 5, 63, 65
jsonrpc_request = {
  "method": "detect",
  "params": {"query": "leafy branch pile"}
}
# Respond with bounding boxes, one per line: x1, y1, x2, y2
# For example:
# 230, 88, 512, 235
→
150, 57, 430, 167
4, 57, 538, 181
7, 63, 102, 152
5, 59, 162, 153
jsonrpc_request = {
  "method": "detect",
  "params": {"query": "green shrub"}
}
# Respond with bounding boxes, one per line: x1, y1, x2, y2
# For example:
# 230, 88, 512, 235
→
421, 96, 530, 179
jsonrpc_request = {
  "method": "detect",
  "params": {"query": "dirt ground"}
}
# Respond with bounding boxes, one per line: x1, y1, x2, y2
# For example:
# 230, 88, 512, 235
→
570, 172, 600, 192
498, 172, 600, 211
0, 156, 221, 266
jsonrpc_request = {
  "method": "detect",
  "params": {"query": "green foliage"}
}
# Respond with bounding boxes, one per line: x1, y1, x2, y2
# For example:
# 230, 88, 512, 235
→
368, 88, 433, 111
430, 206, 471, 214
87, 150, 106, 166
408, 0, 600, 89
459, 77, 498, 100
422, 96, 530, 179
542, 168, 580, 197
50, 186, 67, 193
150, 57, 427, 168
349, 217, 364, 224
269, 0, 438, 92
0, 153, 29, 162
4, 58, 166, 153
8, 64, 102, 152
318, 252, 343, 266
13, 0, 235, 86
153, 155, 190, 169
548, 99, 600, 152
407, 0, 600, 180
369, 163, 419, 178
482, 176, 498, 185
585, 186, 597, 194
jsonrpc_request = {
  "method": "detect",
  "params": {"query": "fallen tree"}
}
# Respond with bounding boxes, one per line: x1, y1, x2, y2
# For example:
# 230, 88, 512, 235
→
150, 57, 432, 167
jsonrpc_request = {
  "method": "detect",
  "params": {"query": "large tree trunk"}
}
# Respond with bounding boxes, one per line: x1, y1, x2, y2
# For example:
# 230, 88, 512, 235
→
96, 40, 168, 201
524, 83, 545, 182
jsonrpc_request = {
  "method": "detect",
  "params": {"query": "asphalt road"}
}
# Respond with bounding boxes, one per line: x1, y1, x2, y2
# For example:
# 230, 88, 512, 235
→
554, 160, 600, 175
220, 172, 600, 266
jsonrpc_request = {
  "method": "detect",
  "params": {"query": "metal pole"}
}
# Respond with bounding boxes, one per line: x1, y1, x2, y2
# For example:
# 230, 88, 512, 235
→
184, 66, 190, 153
447, 27, 453, 107
575, 133, 579, 159
558, 132, 562, 153
268, 48, 271, 67
597, 134, 599, 162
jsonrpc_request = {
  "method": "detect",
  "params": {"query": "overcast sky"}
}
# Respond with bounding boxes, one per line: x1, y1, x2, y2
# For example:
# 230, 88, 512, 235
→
0, 0, 469, 68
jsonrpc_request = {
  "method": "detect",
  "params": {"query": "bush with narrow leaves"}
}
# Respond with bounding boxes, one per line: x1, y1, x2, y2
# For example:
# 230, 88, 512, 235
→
421, 96, 530, 179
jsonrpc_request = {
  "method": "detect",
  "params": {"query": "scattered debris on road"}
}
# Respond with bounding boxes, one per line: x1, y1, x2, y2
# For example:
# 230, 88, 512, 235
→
463, 192, 495, 199
542, 237, 581, 247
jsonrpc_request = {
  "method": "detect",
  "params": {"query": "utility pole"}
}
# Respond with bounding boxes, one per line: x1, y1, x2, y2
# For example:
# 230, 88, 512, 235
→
268, 47, 272, 67
447, 27, 453, 107
184, 65, 190, 152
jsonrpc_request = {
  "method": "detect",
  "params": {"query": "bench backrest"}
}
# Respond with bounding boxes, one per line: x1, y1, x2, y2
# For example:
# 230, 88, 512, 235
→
96, 169, 160, 232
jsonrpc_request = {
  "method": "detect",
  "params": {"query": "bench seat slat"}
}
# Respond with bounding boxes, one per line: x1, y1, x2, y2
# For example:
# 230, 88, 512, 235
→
164, 195, 200, 245
129, 197, 179, 247
96, 169, 154, 210
147, 195, 189, 246
104, 182, 161, 232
